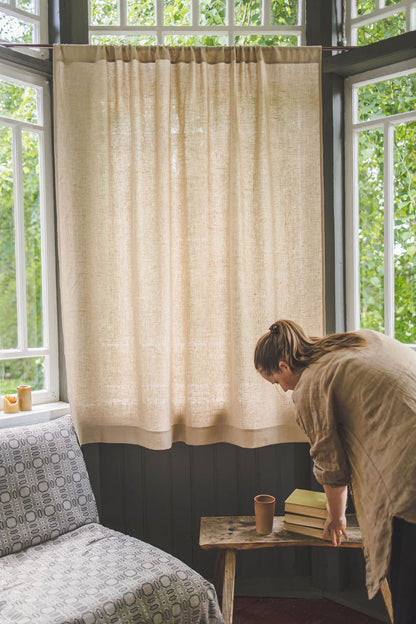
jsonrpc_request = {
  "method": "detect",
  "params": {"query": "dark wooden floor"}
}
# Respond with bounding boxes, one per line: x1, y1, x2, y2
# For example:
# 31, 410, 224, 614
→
233, 597, 385, 623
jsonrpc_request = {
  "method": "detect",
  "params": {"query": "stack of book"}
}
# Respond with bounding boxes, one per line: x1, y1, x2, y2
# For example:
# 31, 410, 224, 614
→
283, 489, 329, 540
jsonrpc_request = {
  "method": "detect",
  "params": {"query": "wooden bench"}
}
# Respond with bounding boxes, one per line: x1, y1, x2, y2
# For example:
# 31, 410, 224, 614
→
200, 515, 393, 624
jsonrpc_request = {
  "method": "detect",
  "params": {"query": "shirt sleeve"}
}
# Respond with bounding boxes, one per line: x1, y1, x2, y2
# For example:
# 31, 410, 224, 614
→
293, 367, 351, 487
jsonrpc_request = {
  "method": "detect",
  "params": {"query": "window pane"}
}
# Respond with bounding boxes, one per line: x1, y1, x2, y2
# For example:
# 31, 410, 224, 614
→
165, 34, 227, 45
271, 0, 298, 25
235, 33, 297, 45
359, 128, 385, 332
90, 0, 119, 25
394, 121, 416, 343
0, 11, 34, 44
0, 125, 18, 350
91, 34, 156, 44
0, 357, 45, 394
357, 73, 416, 123
199, 0, 226, 27
164, 0, 191, 25
16, 0, 37, 14
357, 12, 406, 45
357, 0, 375, 15
235, 0, 262, 26
128, 0, 155, 26
22, 131, 43, 348
0, 78, 38, 124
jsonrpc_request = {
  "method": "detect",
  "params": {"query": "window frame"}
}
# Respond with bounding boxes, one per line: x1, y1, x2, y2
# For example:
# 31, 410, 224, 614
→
88, 0, 306, 45
0, 0, 49, 59
345, 0, 416, 46
344, 57, 416, 345
0, 60, 59, 404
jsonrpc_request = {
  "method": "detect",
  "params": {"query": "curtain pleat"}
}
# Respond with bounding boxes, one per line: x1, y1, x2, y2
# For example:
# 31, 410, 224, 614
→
54, 45, 323, 449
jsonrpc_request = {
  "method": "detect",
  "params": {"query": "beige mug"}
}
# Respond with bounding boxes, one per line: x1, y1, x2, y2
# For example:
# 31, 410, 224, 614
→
254, 494, 276, 535
17, 385, 32, 411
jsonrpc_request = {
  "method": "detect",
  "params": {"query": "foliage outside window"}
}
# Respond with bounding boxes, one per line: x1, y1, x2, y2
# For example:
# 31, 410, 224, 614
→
88, 0, 303, 45
345, 63, 416, 345
0, 0, 48, 58
0, 64, 58, 401
345, 0, 416, 46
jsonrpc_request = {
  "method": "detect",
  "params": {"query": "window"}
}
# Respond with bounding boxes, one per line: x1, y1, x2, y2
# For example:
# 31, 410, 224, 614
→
345, 1, 416, 46
0, 62, 58, 403
88, 0, 304, 45
0, 0, 49, 58
345, 60, 416, 345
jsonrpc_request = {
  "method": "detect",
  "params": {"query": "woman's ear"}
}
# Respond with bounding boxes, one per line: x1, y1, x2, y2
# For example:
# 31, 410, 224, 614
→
278, 360, 290, 372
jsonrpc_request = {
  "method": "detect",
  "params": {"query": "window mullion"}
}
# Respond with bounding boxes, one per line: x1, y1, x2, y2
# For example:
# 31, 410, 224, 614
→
263, 0, 271, 28
384, 121, 395, 337
156, 0, 163, 44
12, 125, 28, 354
192, 0, 199, 27
345, 77, 360, 331
120, 0, 127, 27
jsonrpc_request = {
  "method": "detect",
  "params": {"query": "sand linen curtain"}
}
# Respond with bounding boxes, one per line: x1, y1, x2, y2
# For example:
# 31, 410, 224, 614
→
53, 45, 324, 449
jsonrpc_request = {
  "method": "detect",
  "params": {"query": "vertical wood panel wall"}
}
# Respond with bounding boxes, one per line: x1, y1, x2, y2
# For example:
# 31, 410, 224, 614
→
82, 441, 366, 595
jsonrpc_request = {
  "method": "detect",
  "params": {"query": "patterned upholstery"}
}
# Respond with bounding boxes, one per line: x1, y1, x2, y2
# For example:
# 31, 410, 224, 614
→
0, 414, 98, 557
0, 415, 223, 623
0, 523, 222, 624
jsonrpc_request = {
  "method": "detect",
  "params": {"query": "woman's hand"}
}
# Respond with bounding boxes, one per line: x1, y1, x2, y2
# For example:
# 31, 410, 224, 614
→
322, 484, 349, 546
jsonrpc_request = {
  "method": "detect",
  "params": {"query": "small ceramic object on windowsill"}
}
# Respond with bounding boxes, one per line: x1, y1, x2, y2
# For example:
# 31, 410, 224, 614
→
3, 395, 19, 414
17, 385, 32, 411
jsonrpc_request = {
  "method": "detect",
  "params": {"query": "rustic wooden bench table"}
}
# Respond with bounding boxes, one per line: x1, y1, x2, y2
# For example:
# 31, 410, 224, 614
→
199, 515, 393, 624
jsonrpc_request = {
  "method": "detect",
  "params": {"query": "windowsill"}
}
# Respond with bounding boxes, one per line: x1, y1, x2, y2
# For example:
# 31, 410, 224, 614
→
0, 402, 70, 429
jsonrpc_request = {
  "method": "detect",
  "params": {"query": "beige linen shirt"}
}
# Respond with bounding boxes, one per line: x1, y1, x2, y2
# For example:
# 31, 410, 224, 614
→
292, 329, 416, 599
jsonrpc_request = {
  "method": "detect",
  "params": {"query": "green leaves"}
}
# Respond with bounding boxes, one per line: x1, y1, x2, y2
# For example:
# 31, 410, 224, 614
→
358, 103, 416, 342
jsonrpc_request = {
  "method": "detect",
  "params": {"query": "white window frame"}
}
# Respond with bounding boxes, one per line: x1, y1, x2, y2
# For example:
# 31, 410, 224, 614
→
0, 61, 59, 404
345, 58, 416, 346
0, 0, 49, 59
88, 0, 306, 45
345, 0, 416, 46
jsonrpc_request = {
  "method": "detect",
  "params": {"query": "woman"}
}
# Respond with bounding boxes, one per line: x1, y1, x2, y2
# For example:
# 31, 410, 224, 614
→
254, 320, 416, 624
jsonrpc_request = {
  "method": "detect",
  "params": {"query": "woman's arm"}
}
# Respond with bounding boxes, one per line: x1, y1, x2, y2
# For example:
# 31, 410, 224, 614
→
322, 484, 349, 546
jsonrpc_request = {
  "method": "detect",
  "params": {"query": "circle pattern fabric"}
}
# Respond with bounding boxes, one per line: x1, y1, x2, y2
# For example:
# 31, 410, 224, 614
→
0, 415, 98, 557
0, 523, 223, 623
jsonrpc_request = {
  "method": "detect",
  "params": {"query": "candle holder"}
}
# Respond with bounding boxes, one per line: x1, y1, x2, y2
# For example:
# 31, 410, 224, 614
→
3, 395, 19, 414
17, 385, 32, 411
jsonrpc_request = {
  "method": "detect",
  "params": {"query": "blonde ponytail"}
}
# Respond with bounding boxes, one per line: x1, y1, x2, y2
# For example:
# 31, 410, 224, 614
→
254, 320, 366, 375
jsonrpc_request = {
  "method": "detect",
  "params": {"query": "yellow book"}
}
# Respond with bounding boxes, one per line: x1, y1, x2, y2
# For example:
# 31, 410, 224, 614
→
284, 489, 328, 519
283, 522, 330, 541
284, 513, 326, 529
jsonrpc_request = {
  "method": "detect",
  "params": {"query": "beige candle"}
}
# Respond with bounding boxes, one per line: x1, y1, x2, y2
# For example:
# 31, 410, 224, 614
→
17, 385, 32, 411
4, 395, 19, 414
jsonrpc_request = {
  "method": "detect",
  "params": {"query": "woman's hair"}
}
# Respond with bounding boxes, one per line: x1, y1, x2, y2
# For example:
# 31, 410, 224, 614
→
254, 319, 367, 375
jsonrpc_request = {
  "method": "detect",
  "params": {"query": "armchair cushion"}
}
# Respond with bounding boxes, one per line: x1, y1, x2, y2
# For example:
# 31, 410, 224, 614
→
0, 414, 98, 557
0, 522, 222, 623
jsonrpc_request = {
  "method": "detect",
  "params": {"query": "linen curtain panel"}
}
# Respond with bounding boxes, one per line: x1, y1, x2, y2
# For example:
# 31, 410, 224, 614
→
54, 45, 324, 449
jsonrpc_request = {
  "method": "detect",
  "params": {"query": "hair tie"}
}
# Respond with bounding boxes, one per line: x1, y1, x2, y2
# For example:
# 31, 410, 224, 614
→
269, 323, 280, 334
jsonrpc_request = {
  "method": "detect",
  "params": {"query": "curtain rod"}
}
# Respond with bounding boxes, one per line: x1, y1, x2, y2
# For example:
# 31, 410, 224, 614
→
0, 42, 360, 51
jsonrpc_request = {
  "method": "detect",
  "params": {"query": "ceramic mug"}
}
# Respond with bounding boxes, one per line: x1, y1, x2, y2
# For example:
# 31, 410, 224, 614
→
254, 494, 276, 535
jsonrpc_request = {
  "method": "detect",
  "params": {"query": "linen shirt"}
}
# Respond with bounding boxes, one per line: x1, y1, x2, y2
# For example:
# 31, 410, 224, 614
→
291, 329, 416, 598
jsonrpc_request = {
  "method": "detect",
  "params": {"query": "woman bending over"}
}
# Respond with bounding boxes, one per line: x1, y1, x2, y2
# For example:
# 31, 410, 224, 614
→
254, 320, 416, 624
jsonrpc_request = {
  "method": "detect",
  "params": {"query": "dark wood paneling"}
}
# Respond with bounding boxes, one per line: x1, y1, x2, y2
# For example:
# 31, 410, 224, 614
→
83, 441, 319, 583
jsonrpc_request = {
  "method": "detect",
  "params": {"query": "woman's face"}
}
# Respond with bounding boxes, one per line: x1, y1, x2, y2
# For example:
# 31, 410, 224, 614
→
260, 362, 300, 392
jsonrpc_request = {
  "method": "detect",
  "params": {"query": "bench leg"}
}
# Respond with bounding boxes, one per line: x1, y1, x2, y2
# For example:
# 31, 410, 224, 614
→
221, 549, 236, 624
214, 550, 226, 600
380, 578, 394, 624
